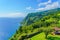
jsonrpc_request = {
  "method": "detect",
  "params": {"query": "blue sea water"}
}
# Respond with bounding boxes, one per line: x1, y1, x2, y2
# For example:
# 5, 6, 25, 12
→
0, 18, 23, 40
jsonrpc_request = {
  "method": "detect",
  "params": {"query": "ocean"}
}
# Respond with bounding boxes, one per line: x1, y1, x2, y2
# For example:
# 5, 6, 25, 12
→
0, 18, 23, 40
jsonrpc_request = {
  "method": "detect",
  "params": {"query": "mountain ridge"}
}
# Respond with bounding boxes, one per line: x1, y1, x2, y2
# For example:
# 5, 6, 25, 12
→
9, 8, 60, 40
21, 8, 60, 26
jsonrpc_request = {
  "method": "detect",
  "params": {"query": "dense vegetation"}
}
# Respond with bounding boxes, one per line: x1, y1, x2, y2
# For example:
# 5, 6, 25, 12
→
9, 8, 60, 40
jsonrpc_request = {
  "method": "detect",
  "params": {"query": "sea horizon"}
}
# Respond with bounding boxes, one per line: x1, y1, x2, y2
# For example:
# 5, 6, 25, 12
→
0, 17, 23, 40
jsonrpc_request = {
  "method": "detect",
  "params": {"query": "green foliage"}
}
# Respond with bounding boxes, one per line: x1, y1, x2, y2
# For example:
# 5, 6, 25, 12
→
48, 34, 60, 40
31, 32, 46, 40
9, 8, 60, 40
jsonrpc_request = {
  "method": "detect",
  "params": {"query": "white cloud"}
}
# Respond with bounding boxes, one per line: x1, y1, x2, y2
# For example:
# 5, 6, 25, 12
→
0, 13, 26, 18
38, 0, 51, 7
25, 0, 60, 11
36, 1, 60, 11
26, 6, 34, 10
26, 7, 32, 10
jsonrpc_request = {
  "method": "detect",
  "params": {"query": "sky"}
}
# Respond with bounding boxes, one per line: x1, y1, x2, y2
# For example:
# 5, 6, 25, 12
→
0, 0, 60, 40
0, 0, 60, 18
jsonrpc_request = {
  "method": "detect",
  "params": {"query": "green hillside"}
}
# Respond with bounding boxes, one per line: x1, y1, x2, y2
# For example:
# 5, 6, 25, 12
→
9, 8, 60, 40
31, 32, 46, 40
21, 8, 60, 26
31, 32, 60, 40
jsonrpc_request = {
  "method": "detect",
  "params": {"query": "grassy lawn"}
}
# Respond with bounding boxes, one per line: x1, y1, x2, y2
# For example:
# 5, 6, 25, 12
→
30, 32, 60, 40
31, 32, 46, 40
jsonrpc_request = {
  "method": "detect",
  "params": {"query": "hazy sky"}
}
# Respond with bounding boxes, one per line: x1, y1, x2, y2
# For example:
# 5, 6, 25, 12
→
0, 0, 60, 40
0, 0, 60, 18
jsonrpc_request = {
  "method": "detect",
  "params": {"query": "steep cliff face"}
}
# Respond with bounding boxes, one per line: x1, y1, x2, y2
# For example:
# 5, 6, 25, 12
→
21, 8, 60, 26
10, 8, 60, 40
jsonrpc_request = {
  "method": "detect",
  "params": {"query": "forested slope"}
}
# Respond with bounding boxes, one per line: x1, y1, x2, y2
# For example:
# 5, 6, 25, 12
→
10, 8, 60, 40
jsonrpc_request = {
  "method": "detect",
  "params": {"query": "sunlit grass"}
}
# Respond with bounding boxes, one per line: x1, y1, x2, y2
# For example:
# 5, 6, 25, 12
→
31, 32, 46, 40
31, 32, 60, 40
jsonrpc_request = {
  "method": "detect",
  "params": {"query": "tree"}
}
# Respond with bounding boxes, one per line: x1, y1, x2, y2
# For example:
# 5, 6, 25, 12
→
41, 27, 54, 39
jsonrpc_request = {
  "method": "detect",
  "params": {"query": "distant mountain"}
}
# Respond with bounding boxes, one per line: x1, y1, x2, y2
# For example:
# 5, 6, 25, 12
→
9, 8, 60, 40
21, 8, 60, 26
